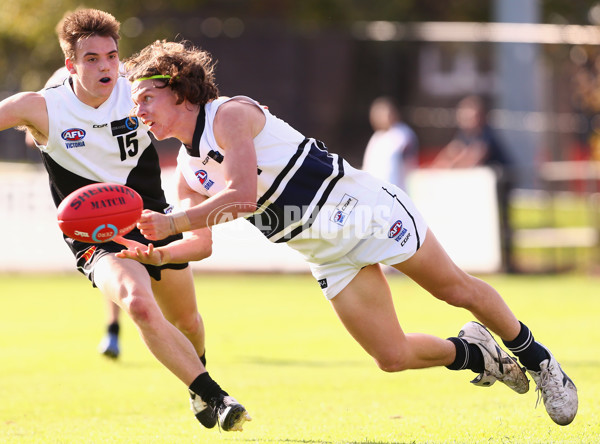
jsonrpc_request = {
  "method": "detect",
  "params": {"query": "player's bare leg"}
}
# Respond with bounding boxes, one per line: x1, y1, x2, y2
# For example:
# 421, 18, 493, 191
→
330, 229, 528, 392
392, 229, 528, 391
94, 255, 205, 383
331, 263, 456, 371
93, 255, 251, 431
393, 229, 577, 423
153, 266, 230, 429
393, 229, 521, 339
152, 266, 205, 358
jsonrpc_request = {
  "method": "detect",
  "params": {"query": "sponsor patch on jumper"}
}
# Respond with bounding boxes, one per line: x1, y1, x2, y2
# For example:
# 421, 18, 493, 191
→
202, 149, 224, 165
111, 117, 139, 136
195, 169, 214, 190
208, 149, 224, 163
330, 194, 358, 226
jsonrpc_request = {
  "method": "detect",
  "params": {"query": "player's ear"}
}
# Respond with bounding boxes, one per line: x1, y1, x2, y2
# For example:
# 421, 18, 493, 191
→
65, 58, 76, 75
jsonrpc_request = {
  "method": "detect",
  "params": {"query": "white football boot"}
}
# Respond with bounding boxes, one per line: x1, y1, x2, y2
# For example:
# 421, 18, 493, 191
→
211, 394, 252, 432
458, 321, 530, 394
527, 344, 578, 426
190, 390, 251, 432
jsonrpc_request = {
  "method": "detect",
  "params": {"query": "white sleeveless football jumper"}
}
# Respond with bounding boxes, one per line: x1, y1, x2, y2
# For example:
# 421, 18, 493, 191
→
39, 76, 185, 282
178, 96, 428, 298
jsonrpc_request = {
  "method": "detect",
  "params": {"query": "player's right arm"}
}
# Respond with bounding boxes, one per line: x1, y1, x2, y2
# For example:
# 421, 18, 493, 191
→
0, 92, 49, 146
116, 172, 214, 265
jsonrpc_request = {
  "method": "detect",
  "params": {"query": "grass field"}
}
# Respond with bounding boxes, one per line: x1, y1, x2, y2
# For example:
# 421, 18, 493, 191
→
0, 271, 599, 443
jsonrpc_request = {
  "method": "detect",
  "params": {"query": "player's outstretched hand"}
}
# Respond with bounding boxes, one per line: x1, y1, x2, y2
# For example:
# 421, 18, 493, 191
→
114, 236, 167, 265
137, 209, 172, 241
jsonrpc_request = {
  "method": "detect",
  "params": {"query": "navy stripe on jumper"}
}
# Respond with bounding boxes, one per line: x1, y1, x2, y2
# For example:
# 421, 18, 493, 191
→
185, 106, 207, 158
255, 138, 310, 208
248, 140, 342, 241
276, 154, 345, 243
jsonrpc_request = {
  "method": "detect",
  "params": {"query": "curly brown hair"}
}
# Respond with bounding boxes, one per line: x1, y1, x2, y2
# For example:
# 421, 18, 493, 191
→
124, 40, 219, 106
56, 9, 120, 60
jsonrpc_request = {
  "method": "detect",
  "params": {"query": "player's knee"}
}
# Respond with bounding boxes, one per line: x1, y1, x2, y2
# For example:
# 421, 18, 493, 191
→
374, 353, 410, 373
122, 293, 155, 325
173, 312, 202, 337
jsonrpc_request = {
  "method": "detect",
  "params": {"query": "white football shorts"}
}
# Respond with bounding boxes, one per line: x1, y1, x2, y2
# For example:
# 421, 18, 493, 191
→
289, 182, 428, 299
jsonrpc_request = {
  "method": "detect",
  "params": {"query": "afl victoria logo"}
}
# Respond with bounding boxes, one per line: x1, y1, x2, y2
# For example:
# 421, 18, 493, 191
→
388, 220, 403, 238
61, 128, 86, 141
195, 170, 208, 184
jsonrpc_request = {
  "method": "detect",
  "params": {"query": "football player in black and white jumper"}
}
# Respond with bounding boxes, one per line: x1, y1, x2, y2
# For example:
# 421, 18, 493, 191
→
0, 9, 249, 432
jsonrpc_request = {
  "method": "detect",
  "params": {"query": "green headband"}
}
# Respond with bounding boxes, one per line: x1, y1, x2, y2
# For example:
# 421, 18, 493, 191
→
135, 74, 172, 82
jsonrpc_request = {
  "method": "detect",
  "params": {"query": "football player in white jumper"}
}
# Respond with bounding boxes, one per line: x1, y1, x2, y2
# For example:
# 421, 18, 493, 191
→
118, 39, 577, 427
0, 9, 249, 432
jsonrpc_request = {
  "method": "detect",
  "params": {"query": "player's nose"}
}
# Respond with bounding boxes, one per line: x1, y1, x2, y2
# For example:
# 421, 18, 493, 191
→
134, 104, 145, 118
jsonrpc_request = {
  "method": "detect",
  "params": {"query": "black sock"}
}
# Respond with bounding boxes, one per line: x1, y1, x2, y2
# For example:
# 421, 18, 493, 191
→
189, 372, 227, 401
200, 351, 206, 367
446, 337, 485, 373
502, 321, 549, 372
107, 321, 119, 336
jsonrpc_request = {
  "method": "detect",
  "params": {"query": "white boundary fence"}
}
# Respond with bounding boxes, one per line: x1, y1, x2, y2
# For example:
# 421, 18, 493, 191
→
0, 163, 502, 274
0, 164, 308, 274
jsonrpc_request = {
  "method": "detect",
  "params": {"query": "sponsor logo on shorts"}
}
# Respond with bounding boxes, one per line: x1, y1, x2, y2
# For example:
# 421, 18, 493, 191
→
61, 128, 86, 149
332, 210, 346, 225
195, 170, 214, 191
388, 219, 409, 243
318, 278, 328, 289
400, 232, 411, 246
330, 194, 358, 226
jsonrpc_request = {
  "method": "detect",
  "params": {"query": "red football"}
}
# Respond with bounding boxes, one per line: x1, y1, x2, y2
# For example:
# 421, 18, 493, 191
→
57, 183, 143, 243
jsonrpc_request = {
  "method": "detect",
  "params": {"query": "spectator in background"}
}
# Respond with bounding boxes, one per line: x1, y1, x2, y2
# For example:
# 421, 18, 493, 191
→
433, 95, 511, 169
1, 9, 249, 432
362, 96, 419, 191
432, 95, 516, 273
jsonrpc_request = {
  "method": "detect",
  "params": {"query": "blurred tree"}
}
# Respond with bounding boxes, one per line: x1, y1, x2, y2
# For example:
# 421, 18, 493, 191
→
2, 0, 599, 93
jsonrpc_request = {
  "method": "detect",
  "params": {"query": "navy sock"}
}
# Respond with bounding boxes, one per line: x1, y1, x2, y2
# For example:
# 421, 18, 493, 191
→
107, 321, 119, 336
189, 372, 227, 401
502, 321, 550, 372
446, 337, 485, 373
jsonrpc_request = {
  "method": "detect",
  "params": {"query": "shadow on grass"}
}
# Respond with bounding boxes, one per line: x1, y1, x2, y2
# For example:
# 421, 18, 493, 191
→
221, 439, 410, 444
238, 356, 372, 368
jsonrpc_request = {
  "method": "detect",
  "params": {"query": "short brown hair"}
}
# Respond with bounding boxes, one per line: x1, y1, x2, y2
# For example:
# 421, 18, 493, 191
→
125, 40, 219, 106
56, 8, 120, 60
